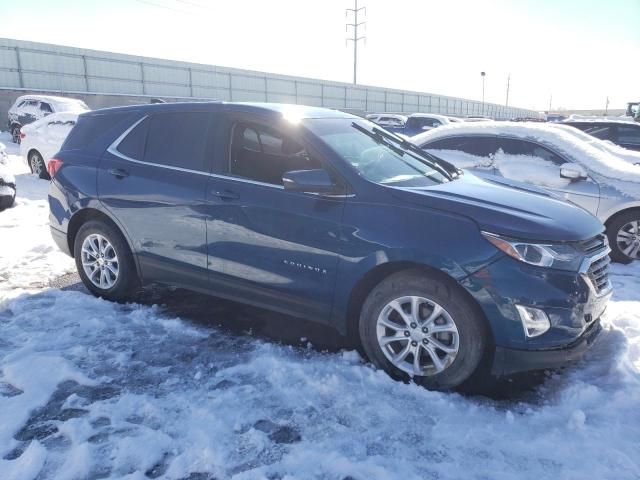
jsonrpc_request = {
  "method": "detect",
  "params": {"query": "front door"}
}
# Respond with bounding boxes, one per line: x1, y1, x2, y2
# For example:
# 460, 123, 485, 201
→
98, 111, 214, 287
204, 115, 345, 322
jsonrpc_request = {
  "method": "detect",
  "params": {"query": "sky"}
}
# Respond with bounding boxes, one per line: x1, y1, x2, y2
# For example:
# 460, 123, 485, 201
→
1, 0, 639, 111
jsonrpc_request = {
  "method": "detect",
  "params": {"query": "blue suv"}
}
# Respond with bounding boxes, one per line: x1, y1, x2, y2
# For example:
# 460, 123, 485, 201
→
49, 102, 612, 390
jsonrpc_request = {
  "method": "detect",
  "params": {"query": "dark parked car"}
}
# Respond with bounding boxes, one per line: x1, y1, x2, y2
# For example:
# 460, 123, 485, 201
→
49, 103, 611, 390
563, 120, 640, 152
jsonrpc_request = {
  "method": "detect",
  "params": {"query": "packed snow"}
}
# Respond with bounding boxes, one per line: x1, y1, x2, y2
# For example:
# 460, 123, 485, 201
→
0, 130, 639, 479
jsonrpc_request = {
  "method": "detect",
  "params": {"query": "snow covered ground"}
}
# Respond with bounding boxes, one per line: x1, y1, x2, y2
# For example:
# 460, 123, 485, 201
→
0, 130, 639, 479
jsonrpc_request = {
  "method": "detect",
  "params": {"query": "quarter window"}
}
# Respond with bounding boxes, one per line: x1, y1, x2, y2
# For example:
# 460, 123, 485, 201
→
229, 123, 321, 186
117, 118, 149, 160
39, 102, 53, 113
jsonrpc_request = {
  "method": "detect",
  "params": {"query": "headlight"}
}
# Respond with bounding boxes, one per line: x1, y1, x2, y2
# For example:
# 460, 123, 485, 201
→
482, 232, 583, 271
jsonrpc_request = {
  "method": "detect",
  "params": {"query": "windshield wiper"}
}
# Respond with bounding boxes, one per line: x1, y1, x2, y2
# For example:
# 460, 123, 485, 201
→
370, 126, 461, 178
351, 122, 407, 157
351, 122, 454, 180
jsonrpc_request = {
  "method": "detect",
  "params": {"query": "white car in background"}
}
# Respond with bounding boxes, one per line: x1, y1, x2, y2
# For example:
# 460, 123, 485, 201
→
411, 121, 640, 263
7, 94, 88, 144
0, 142, 16, 210
551, 123, 640, 166
365, 113, 407, 129
19, 111, 83, 179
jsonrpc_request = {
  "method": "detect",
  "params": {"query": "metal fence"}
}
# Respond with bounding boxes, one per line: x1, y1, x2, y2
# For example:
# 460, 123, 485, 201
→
0, 38, 540, 119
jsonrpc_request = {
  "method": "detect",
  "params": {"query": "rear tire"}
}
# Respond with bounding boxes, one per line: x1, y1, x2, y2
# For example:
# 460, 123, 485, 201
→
29, 150, 50, 180
607, 210, 640, 264
358, 270, 489, 390
11, 125, 21, 144
74, 220, 140, 301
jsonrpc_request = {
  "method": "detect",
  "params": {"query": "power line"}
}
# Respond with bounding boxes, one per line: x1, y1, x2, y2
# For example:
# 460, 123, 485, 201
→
346, 0, 366, 85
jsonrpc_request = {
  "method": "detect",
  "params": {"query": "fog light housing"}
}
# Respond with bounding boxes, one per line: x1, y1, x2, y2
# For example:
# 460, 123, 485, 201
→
515, 305, 551, 338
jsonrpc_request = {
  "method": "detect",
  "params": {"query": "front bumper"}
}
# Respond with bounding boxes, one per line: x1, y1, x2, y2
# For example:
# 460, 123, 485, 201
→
461, 253, 611, 375
491, 317, 602, 376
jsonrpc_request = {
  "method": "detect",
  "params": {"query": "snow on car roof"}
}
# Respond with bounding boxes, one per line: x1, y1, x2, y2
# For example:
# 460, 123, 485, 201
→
15, 95, 89, 109
411, 121, 640, 185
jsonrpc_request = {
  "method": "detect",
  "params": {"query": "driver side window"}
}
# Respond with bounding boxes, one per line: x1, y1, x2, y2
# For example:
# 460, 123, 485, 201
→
228, 123, 321, 186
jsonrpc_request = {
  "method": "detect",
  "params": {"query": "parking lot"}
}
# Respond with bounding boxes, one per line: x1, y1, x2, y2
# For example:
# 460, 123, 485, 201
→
1, 130, 639, 479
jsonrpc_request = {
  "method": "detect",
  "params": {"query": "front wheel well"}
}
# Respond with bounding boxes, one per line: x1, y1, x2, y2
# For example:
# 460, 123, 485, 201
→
345, 262, 494, 348
604, 207, 640, 228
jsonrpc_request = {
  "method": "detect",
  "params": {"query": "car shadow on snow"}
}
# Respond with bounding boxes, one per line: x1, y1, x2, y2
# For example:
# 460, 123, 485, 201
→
49, 272, 614, 402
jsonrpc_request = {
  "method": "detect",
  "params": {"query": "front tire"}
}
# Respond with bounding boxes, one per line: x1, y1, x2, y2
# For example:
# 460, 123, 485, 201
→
607, 211, 640, 264
29, 151, 50, 180
74, 220, 139, 301
359, 270, 489, 390
0, 191, 15, 211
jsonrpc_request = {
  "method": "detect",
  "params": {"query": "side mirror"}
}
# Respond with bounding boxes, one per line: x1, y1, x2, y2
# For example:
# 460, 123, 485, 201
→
560, 163, 587, 180
282, 169, 337, 194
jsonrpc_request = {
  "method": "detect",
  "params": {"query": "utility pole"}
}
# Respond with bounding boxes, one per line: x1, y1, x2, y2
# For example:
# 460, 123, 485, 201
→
346, 0, 366, 85
549, 94, 553, 112
480, 71, 486, 115
604, 96, 610, 116
505, 73, 510, 107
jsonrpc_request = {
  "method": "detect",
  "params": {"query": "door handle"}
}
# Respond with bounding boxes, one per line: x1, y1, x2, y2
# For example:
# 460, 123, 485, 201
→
213, 190, 239, 201
108, 168, 129, 179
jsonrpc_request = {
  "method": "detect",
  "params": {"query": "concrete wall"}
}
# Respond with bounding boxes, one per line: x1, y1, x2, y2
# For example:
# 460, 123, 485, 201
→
0, 37, 542, 126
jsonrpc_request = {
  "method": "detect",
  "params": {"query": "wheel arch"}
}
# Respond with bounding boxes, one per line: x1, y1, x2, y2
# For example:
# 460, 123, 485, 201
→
344, 261, 494, 348
604, 205, 640, 228
67, 207, 142, 279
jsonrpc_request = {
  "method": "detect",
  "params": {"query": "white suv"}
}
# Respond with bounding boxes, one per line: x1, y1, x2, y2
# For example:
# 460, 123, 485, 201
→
7, 95, 88, 144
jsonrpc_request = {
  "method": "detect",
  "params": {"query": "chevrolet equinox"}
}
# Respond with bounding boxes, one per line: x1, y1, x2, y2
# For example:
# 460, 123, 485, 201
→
48, 103, 612, 389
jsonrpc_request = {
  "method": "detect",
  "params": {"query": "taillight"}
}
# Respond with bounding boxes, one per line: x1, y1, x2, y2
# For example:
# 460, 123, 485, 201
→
48, 158, 63, 178
20, 132, 26, 140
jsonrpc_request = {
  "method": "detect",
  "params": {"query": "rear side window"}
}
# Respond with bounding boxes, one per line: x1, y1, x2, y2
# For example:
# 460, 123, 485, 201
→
39, 102, 53, 113
117, 118, 149, 160
425, 136, 497, 156
62, 113, 129, 151
144, 112, 210, 171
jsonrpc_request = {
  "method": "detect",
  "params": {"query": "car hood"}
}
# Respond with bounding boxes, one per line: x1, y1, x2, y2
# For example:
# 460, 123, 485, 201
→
390, 172, 603, 242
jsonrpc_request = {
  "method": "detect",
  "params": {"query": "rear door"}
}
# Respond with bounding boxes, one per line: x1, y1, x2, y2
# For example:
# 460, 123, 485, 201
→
492, 137, 600, 214
204, 114, 345, 321
98, 110, 215, 288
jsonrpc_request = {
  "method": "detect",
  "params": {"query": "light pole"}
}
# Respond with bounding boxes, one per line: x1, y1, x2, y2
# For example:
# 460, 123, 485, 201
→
480, 71, 486, 115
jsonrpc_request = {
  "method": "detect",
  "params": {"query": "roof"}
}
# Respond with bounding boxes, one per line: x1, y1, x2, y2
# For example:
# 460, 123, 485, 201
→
84, 101, 356, 120
408, 113, 450, 121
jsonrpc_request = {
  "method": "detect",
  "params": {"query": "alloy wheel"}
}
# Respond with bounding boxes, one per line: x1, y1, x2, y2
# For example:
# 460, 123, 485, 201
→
30, 154, 42, 175
376, 295, 459, 376
616, 220, 640, 260
81, 233, 119, 289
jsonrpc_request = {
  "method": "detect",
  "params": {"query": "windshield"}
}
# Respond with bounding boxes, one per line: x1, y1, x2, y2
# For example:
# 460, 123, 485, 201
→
305, 118, 451, 187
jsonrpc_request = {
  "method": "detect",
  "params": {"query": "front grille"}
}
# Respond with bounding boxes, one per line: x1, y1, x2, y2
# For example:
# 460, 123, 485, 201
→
587, 254, 611, 294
